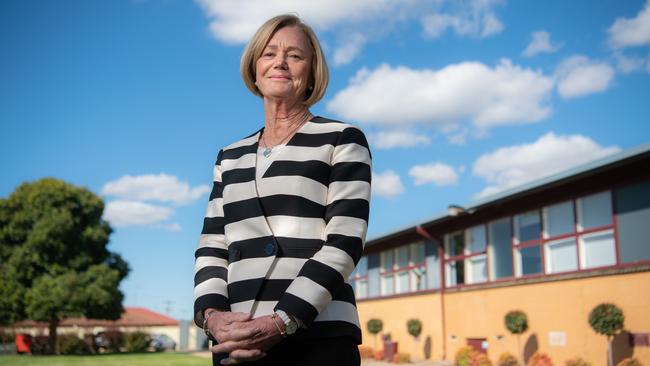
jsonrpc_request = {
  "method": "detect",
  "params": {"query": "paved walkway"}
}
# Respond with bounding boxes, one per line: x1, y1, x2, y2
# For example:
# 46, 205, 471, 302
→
192, 351, 453, 365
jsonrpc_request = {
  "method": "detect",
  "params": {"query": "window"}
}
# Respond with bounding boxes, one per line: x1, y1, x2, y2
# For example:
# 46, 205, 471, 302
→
577, 191, 612, 230
544, 201, 574, 238
580, 230, 616, 269
351, 256, 368, 298
488, 218, 513, 279
379, 242, 427, 296
516, 246, 542, 276
445, 226, 487, 286
446, 260, 464, 287
515, 210, 541, 243
545, 238, 578, 273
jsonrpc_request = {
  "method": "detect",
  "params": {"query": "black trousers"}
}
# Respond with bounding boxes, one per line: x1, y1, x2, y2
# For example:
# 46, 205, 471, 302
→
212, 337, 360, 366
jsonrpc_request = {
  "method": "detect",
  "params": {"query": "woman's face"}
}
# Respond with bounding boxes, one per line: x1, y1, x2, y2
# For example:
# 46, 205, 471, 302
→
255, 26, 312, 103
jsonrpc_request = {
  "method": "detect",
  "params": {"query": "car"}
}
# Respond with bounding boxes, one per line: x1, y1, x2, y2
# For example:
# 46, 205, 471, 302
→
149, 334, 176, 352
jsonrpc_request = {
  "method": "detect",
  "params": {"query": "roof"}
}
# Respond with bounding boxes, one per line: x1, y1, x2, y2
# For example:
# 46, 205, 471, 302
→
367, 140, 650, 246
11, 307, 178, 328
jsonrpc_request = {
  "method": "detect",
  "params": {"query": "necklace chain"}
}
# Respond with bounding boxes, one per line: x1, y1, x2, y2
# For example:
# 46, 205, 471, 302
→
261, 110, 311, 157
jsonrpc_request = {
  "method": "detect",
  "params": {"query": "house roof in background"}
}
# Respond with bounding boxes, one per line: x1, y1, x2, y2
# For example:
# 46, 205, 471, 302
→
11, 307, 178, 328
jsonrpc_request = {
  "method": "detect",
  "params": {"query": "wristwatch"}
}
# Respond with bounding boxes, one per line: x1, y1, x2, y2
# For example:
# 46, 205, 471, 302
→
275, 310, 299, 335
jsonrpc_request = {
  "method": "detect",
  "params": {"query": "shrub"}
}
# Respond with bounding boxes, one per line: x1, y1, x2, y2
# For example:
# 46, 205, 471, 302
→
565, 357, 591, 366
96, 330, 124, 353
472, 353, 493, 366
456, 346, 478, 366
358, 345, 374, 359
123, 331, 151, 353
589, 304, 624, 338
31, 335, 53, 355
527, 352, 553, 366
367, 318, 383, 335
505, 311, 529, 335
407, 319, 423, 338
0, 331, 15, 343
56, 334, 89, 355
393, 352, 411, 363
617, 358, 643, 366
497, 353, 520, 366
373, 349, 384, 360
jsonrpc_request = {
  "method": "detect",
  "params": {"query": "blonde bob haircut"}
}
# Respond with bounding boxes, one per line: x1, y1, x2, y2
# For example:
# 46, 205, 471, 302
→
240, 14, 329, 107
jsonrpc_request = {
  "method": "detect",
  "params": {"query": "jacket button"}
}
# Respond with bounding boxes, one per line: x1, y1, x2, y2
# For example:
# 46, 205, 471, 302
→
264, 243, 275, 256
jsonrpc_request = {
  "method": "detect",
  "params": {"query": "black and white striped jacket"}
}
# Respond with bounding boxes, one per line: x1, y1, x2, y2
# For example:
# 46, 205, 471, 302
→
194, 116, 371, 342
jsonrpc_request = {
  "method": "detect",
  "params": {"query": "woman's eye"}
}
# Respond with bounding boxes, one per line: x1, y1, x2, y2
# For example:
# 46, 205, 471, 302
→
263, 52, 275, 57
289, 54, 302, 60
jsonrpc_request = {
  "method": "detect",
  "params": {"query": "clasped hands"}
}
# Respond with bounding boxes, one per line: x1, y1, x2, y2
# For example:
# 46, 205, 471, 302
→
206, 310, 284, 365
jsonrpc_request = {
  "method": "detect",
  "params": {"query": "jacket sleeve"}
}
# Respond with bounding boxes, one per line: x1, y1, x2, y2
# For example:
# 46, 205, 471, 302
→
193, 150, 231, 327
274, 126, 371, 326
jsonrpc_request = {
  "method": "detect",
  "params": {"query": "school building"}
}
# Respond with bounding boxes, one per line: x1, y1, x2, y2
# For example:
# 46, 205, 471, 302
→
352, 142, 650, 365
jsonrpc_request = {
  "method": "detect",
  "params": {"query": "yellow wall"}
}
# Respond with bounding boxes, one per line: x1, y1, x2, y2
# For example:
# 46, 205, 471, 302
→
358, 271, 650, 365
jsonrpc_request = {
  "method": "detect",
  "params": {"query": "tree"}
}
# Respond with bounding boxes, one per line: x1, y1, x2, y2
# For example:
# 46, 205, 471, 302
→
367, 318, 383, 349
407, 318, 422, 360
505, 310, 528, 365
589, 303, 624, 366
0, 178, 129, 353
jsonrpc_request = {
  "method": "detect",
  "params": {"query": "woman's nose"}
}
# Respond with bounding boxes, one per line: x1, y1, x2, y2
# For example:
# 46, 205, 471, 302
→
272, 55, 288, 69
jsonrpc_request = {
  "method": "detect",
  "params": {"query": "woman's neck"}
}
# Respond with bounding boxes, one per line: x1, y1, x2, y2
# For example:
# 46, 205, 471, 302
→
262, 98, 312, 146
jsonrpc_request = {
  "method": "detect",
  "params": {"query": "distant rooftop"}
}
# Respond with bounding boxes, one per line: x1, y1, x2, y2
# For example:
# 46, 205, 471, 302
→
12, 306, 178, 328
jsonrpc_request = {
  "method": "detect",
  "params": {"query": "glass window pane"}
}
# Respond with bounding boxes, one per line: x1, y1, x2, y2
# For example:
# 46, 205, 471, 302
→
356, 256, 368, 277
397, 246, 409, 268
468, 225, 486, 253
580, 231, 616, 269
489, 218, 513, 279
516, 211, 541, 242
579, 191, 612, 230
468, 255, 487, 284
412, 268, 427, 291
518, 246, 542, 276
357, 280, 368, 299
545, 238, 577, 273
411, 242, 426, 264
545, 201, 575, 237
382, 251, 394, 271
397, 272, 409, 294
447, 232, 465, 257
382, 275, 394, 295
446, 260, 465, 287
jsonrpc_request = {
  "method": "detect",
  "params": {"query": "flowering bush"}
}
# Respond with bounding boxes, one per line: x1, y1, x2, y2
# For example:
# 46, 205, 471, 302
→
497, 353, 520, 366
456, 346, 478, 366
617, 358, 643, 366
565, 357, 591, 366
471, 353, 493, 366
527, 352, 553, 366
358, 345, 374, 358
393, 352, 411, 363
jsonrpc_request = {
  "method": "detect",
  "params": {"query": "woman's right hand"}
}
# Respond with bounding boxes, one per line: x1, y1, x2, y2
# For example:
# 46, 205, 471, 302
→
205, 310, 258, 344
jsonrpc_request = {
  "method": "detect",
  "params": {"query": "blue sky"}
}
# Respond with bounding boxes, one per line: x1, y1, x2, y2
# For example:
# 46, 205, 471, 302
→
2, 0, 650, 320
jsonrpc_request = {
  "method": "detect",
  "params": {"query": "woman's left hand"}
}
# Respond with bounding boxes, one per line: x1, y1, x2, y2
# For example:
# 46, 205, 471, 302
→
211, 315, 284, 365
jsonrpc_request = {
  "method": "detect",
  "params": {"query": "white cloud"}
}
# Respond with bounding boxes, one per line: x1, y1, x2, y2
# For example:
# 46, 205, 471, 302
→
372, 170, 405, 198
333, 33, 366, 66
607, 0, 650, 49
195, 0, 401, 44
613, 51, 647, 73
103, 200, 174, 227
369, 130, 431, 149
472, 132, 621, 199
409, 162, 459, 186
421, 0, 504, 39
522, 30, 562, 57
327, 60, 554, 131
101, 174, 210, 205
555, 55, 615, 99
161, 223, 182, 232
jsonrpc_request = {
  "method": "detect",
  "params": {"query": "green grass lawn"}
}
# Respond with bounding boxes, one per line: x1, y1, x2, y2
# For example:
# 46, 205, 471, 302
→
0, 352, 211, 366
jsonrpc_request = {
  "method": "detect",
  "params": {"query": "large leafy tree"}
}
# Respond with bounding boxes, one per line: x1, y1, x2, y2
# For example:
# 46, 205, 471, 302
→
0, 178, 129, 353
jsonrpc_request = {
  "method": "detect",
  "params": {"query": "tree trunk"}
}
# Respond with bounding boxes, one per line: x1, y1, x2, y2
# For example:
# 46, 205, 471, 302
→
518, 334, 523, 366
608, 337, 614, 366
48, 318, 59, 354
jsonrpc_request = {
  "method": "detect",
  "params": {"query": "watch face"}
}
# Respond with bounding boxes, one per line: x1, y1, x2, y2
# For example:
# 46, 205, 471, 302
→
286, 321, 299, 335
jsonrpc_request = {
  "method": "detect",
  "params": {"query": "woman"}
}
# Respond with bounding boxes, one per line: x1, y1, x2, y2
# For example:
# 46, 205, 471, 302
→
193, 14, 371, 366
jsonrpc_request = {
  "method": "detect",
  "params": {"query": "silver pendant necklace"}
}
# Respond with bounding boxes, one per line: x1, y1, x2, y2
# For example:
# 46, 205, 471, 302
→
261, 111, 311, 158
